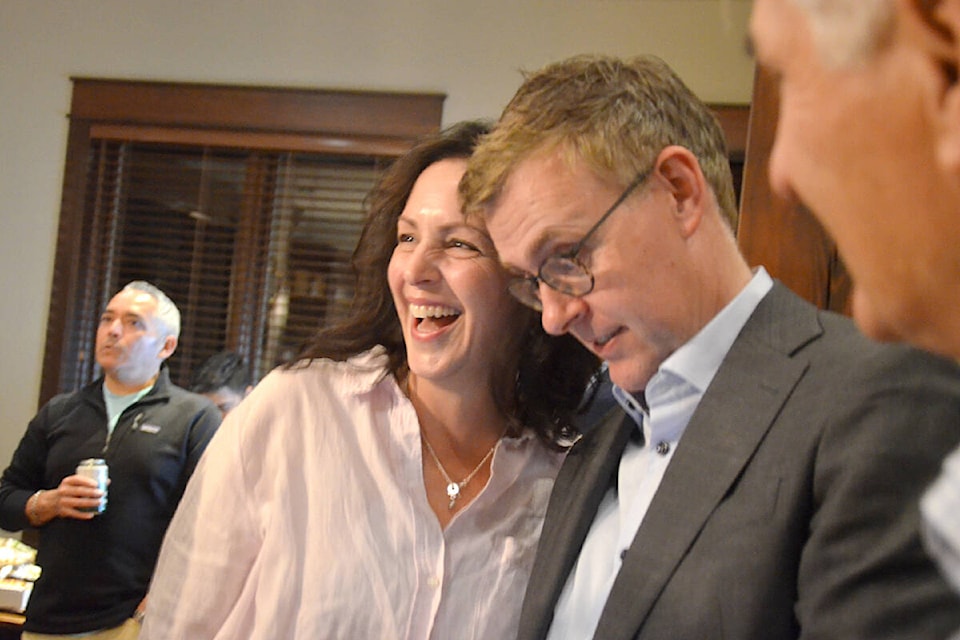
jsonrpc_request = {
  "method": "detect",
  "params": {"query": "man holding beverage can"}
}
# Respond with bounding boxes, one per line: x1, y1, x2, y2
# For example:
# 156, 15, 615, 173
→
75, 459, 109, 514
0, 281, 221, 639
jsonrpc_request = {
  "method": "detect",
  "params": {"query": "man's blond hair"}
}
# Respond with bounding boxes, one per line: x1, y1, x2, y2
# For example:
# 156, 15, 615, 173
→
460, 54, 738, 231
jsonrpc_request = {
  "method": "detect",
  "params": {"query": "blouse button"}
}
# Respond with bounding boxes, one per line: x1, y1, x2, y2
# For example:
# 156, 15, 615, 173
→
656, 441, 670, 456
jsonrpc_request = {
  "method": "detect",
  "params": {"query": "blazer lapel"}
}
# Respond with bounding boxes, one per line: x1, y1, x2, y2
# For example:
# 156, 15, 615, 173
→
518, 407, 637, 640
592, 283, 818, 639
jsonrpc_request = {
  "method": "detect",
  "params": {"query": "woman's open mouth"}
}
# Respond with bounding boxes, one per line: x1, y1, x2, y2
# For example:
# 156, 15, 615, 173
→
411, 303, 461, 333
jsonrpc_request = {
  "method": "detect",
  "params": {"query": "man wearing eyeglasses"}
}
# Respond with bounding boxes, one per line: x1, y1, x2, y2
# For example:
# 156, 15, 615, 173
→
460, 53, 960, 640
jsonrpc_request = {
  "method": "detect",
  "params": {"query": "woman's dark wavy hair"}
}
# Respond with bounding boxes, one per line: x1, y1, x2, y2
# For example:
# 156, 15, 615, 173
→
291, 120, 600, 448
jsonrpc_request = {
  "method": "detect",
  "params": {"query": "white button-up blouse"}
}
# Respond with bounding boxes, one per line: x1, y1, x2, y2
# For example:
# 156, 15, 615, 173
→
140, 348, 563, 640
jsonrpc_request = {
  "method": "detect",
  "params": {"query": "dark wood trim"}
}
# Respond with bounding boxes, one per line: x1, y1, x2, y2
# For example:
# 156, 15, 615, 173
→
737, 65, 850, 313
710, 104, 751, 161
70, 78, 445, 140
88, 123, 417, 157
41, 120, 94, 407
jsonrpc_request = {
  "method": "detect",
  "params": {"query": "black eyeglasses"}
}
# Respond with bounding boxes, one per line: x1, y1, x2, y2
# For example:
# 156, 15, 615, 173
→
507, 170, 651, 311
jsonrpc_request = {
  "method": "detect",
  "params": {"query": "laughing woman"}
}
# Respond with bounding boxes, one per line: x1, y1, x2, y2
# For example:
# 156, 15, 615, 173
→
139, 121, 599, 640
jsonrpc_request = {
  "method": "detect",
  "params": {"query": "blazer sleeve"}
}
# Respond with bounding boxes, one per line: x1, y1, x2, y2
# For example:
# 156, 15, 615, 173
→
797, 345, 960, 639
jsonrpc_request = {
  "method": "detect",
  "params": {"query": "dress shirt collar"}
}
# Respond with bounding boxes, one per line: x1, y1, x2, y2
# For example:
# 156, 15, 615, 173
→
612, 267, 774, 422
338, 347, 394, 395
664, 266, 773, 392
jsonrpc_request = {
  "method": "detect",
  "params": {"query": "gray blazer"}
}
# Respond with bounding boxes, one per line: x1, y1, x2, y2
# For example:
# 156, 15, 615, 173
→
519, 283, 960, 640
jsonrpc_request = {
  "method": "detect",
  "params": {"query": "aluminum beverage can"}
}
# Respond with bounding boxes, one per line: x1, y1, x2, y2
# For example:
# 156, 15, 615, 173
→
76, 458, 108, 514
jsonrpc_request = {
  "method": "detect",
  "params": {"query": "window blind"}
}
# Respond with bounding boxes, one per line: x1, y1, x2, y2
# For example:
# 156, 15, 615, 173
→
60, 139, 384, 391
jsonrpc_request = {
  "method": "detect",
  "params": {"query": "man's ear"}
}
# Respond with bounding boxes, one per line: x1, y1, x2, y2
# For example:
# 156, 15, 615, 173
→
653, 145, 706, 238
903, 0, 960, 169
932, 0, 960, 48
933, 1, 960, 169
159, 335, 178, 360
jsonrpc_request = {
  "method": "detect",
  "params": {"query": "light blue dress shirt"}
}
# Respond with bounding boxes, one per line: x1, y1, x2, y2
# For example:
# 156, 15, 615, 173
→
546, 268, 773, 640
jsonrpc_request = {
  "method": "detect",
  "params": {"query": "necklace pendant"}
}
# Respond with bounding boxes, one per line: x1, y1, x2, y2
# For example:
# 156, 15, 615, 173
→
446, 482, 461, 509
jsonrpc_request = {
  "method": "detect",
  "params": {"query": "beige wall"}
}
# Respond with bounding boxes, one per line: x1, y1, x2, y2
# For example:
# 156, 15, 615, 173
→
0, 0, 754, 473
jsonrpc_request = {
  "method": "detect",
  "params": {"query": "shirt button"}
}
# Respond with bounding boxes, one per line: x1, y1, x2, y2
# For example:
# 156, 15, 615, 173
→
427, 576, 440, 588
656, 441, 670, 455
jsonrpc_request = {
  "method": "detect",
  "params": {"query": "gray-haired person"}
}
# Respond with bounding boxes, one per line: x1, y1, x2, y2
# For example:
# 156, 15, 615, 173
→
750, 1, 960, 635
0, 281, 221, 639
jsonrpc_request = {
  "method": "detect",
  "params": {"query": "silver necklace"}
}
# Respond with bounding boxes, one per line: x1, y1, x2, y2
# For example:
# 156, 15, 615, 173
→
421, 432, 499, 510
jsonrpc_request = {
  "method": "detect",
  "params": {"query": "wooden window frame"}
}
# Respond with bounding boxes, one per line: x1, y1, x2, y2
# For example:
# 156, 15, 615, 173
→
43, 78, 444, 407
